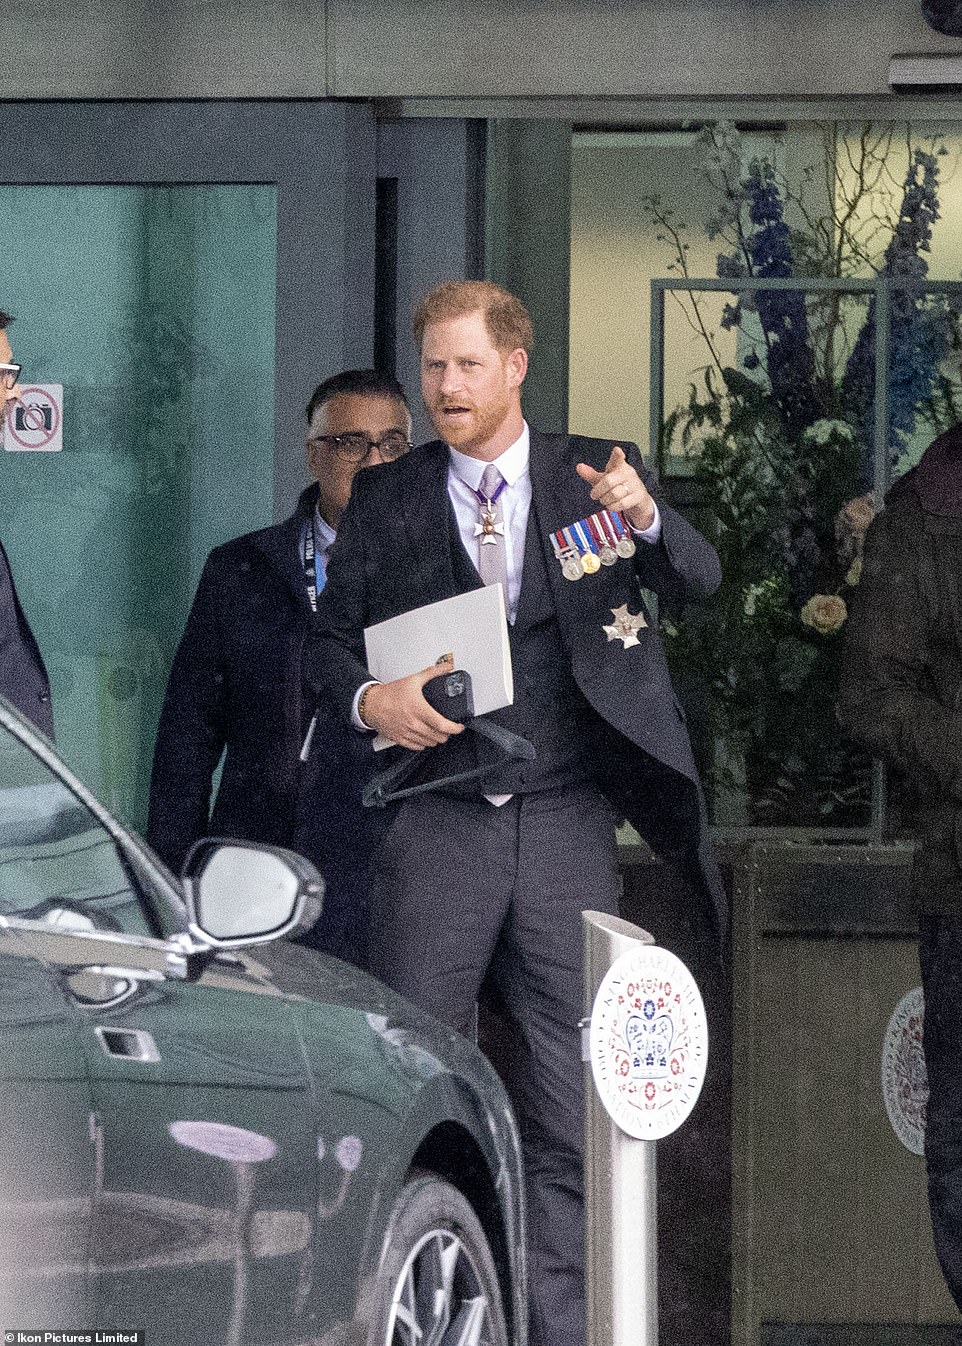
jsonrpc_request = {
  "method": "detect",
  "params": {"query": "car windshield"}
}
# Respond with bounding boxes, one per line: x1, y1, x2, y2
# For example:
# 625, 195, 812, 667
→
0, 713, 159, 937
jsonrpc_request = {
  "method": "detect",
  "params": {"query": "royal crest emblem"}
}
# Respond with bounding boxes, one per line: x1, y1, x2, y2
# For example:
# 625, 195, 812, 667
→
881, 986, 927, 1156
589, 944, 708, 1140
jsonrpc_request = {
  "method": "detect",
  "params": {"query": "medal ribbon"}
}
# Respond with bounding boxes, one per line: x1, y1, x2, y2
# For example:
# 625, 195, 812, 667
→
587, 514, 608, 550
594, 511, 615, 547
471, 476, 508, 509
571, 518, 598, 558
547, 511, 631, 570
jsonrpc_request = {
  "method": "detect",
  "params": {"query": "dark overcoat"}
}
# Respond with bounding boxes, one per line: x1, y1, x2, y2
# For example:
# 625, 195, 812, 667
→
308, 430, 726, 930
0, 538, 53, 738
147, 485, 379, 961
839, 424, 962, 914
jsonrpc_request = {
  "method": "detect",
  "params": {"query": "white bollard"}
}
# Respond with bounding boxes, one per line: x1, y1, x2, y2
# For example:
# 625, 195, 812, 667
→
582, 910, 709, 1346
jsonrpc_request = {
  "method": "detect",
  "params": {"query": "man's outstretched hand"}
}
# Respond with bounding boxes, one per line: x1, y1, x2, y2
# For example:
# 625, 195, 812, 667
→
576, 445, 655, 531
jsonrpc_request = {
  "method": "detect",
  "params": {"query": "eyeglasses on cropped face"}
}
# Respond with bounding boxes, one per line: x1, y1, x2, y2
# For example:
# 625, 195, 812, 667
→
309, 431, 411, 463
0, 364, 21, 391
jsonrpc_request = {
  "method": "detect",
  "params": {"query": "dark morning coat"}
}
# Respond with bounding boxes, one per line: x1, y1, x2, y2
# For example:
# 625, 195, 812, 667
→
307, 430, 727, 931
0, 538, 53, 738
147, 485, 379, 962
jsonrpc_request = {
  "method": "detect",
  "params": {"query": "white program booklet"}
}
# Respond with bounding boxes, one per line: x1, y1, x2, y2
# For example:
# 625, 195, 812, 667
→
363, 584, 514, 750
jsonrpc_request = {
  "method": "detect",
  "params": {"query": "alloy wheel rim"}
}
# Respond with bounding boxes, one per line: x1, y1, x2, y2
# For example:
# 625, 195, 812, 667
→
385, 1226, 494, 1346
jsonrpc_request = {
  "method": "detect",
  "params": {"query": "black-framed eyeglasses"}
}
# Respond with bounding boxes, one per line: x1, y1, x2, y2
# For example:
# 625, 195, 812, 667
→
309, 431, 411, 463
0, 364, 21, 391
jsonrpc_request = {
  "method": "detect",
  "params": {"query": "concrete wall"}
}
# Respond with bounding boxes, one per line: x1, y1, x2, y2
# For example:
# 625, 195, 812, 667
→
2, 0, 960, 101
486, 121, 572, 434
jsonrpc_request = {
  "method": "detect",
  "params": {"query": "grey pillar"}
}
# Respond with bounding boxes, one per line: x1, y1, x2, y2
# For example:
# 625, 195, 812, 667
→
485, 120, 572, 434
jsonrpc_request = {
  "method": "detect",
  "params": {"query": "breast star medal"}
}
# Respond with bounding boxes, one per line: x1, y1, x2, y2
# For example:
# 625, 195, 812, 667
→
603, 604, 647, 649
474, 510, 505, 545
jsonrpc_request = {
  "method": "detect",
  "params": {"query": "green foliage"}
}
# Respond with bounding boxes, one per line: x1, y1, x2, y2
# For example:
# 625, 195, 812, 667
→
652, 122, 962, 827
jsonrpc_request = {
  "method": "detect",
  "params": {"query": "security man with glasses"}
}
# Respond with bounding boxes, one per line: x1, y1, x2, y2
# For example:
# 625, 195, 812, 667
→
0, 309, 53, 738
147, 369, 411, 966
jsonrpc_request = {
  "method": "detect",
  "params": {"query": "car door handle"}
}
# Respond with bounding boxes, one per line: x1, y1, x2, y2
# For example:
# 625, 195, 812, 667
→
94, 1026, 161, 1063
62, 963, 165, 1009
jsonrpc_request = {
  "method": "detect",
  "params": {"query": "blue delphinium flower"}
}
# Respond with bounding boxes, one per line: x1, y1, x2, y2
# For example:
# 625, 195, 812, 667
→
842, 149, 954, 465
741, 161, 822, 435
715, 159, 821, 434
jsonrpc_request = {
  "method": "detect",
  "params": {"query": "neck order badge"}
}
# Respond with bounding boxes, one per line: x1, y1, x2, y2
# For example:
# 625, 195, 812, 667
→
473, 464, 508, 591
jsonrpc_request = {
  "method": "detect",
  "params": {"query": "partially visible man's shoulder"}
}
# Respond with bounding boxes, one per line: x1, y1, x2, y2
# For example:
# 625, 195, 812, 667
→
863, 470, 923, 555
199, 515, 299, 585
882, 469, 921, 514
352, 439, 447, 502
206, 524, 275, 567
200, 486, 315, 575
897, 421, 962, 521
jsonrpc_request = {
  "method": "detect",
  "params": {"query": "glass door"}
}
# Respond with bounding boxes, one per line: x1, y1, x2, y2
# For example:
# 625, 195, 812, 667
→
1, 185, 276, 822
0, 101, 376, 829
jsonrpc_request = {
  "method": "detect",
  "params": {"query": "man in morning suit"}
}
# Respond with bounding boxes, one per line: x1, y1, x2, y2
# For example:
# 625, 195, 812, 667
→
0, 309, 53, 738
308, 281, 724, 1346
147, 369, 410, 967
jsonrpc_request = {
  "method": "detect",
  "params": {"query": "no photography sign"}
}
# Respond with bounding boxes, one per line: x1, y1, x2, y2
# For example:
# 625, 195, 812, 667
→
4, 383, 63, 452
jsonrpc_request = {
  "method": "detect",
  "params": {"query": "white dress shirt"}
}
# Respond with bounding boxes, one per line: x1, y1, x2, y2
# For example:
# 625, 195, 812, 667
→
314, 508, 336, 555
448, 425, 532, 623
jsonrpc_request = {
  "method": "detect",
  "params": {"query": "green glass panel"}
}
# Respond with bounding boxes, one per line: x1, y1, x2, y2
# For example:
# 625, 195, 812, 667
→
0, 185, 277, 829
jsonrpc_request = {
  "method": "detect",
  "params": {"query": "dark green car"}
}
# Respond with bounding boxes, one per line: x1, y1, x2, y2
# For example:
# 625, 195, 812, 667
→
0, 698, 527, 1346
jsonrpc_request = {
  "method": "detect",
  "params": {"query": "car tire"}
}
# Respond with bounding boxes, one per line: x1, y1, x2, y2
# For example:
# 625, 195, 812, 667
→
368, 1170, 510, 1346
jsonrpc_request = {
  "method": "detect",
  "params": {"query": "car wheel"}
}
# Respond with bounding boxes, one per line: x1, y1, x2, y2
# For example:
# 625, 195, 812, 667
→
370, 1171, 509, 1346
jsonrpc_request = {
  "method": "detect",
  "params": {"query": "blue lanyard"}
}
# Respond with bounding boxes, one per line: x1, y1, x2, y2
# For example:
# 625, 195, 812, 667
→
303, 517, 328, 612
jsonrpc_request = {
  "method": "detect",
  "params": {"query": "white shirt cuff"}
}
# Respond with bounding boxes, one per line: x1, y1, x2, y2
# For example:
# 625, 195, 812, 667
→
628, 500, 662, 544
351, 680, 379, 732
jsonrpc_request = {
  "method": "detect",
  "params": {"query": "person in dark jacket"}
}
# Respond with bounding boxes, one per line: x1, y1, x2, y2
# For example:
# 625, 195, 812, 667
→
838, 423, 962, 1311
0, 309, 53, 738
147, 369, 411, 966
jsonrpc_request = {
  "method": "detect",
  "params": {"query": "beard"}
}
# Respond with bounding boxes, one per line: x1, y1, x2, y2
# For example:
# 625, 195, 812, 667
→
429, 393, 514, 455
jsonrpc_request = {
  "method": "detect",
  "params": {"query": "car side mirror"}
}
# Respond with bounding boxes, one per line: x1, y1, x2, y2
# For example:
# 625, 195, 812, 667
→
182, 839, 324, 947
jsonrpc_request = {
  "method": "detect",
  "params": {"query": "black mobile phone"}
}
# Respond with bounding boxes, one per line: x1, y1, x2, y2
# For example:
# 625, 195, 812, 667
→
422, 669, 475, 722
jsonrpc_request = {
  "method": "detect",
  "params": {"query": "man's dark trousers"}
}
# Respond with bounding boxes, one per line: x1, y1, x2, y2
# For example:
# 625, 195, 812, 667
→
367, 498, 624, 1346
371, 785, 619, 1346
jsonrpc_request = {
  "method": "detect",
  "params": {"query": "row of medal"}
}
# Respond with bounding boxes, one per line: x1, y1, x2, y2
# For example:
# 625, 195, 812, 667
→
549, 509, 637, 581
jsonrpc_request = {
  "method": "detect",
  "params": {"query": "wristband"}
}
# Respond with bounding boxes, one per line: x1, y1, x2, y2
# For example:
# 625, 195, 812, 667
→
357, 684, 375, 729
